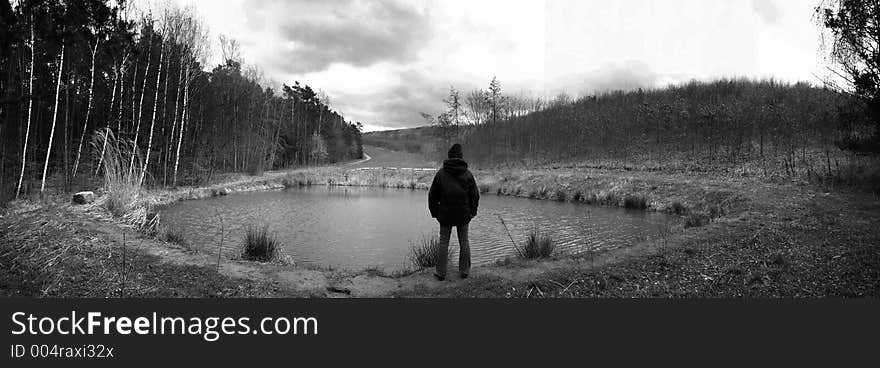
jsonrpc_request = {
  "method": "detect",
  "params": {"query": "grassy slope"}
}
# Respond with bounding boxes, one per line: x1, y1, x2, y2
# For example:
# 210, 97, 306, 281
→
396, 189, 880, 297
349, 145, 437, 169
362, 126, 441, 157
0, 199, 302, 298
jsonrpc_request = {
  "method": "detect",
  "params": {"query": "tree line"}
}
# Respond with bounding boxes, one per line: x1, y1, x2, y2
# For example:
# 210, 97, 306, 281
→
0, 0, 363, 201
430, 77, 873, 180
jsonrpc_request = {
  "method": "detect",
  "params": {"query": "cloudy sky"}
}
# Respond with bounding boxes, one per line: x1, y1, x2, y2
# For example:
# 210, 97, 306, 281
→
153, 0, 827, 131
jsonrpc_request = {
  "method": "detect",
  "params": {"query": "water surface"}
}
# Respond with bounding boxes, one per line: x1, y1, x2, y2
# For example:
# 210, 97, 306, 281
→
159, 186, 673, 271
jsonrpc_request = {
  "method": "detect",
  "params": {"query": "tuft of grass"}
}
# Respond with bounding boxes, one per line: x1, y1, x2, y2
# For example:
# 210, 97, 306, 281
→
670, 201, 688, 215
92, 129, 142, 217
162, 226, 189, 248
623, 193, 648, 209
555, 188, 567, 201
91, 129, 160, 234
518, 230, 556, 259
241, 225, 281, 262
684, 213, 709, 228
596, 192, 618, 206
409, 235, 448, 269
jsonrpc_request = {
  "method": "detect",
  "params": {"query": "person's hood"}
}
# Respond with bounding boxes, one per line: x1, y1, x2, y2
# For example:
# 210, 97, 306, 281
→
442, 158, 469, 175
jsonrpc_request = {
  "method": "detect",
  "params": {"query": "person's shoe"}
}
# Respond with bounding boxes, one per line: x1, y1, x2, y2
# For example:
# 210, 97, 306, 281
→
433, 273, 446, 281
460, 273, 469, 279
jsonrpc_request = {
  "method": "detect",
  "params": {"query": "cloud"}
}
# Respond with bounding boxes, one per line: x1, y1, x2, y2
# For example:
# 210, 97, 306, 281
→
550, 60, 667, 96
329, 68, 449, 128
751, 0, 781, 25
244, 0, 432, 74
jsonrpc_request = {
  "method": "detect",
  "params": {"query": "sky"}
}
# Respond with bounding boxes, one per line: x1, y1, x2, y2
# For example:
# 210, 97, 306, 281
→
143, 0, 829, 131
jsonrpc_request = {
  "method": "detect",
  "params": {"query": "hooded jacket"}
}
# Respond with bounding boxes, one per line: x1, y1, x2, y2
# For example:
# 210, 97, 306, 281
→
428, 158, 480, 226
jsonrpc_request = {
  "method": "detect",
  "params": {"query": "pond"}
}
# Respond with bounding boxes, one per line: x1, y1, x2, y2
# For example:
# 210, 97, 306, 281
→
159, 186, 675, 272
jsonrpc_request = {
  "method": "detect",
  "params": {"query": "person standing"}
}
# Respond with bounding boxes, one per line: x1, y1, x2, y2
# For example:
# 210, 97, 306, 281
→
428, 143, 480, 281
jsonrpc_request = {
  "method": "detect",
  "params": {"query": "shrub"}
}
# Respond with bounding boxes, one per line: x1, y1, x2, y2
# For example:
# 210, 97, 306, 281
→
518, 230, 556, 259
409, 235, 448, 268
623, 194, 648, 209
241, 225, 281, 262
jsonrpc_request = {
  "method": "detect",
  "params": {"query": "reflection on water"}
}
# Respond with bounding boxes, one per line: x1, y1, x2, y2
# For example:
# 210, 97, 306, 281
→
159, 186, 674, 271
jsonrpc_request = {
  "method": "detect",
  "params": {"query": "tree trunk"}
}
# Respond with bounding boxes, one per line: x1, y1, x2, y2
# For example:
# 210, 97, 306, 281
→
126, 61, 137, 134
15, 19, 35, 199
159, 47, 171, 186
40, 43, 65, 193
96, 68, 120, 176
172, 62, 190, 187
129, 36, 152, 177
73, 40, 99, 177
140, 40, 164, 186
164, 62, 183, 187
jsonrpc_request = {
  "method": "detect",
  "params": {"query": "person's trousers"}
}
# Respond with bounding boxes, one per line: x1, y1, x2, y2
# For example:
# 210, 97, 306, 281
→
436, 224, 471, 278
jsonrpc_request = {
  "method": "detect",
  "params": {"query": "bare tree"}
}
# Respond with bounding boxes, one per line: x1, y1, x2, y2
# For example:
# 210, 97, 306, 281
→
140, 22, 167, 186
128, 19, 153, 177
40, 43, 65, 193
15, 15, 35, 198
173, 10, 209, 186
72, 38, 100, 177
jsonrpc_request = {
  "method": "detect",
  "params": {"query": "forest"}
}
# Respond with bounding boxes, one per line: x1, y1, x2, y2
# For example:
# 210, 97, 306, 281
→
0, 0, 363, 202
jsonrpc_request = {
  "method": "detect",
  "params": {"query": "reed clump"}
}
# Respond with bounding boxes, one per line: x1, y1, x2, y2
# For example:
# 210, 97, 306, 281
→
518, 230, 556, 259
91, 128, 158, 233
241, 225, 281, 262
161, 226, 189, 249
409, 235, 448, 269
623, 193, 648, 209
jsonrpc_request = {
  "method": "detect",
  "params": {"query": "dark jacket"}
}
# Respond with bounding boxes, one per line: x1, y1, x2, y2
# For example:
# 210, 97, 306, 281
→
428, 158, 480, 226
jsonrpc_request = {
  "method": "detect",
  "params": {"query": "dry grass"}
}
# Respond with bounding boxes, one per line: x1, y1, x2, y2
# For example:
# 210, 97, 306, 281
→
409, 234, 449, 269
0, 204, 297, 297
90, 128, 158, 234
161, 225, 190, 249
241, 225, 281, 262
518, 230, 556, 259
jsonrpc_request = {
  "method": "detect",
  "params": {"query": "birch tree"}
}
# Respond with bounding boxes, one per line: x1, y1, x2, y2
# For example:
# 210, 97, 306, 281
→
40, 42, 65, 193
140, 25, 165, 186
15, 15, 35, 198
71, 39, 99, 176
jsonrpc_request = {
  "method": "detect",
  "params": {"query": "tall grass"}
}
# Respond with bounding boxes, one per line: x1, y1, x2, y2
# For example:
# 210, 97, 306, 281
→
91, 128, 157, 233
161, 225, 189, 249
241, 225, 280, 262
409, 235, 449, 269
623, 194, 648, 209
518, 230, 556, 259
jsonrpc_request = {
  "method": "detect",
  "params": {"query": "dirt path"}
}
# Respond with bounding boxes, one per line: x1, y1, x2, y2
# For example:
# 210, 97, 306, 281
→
346, 151, 372, 166
348, 145, 436, 169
